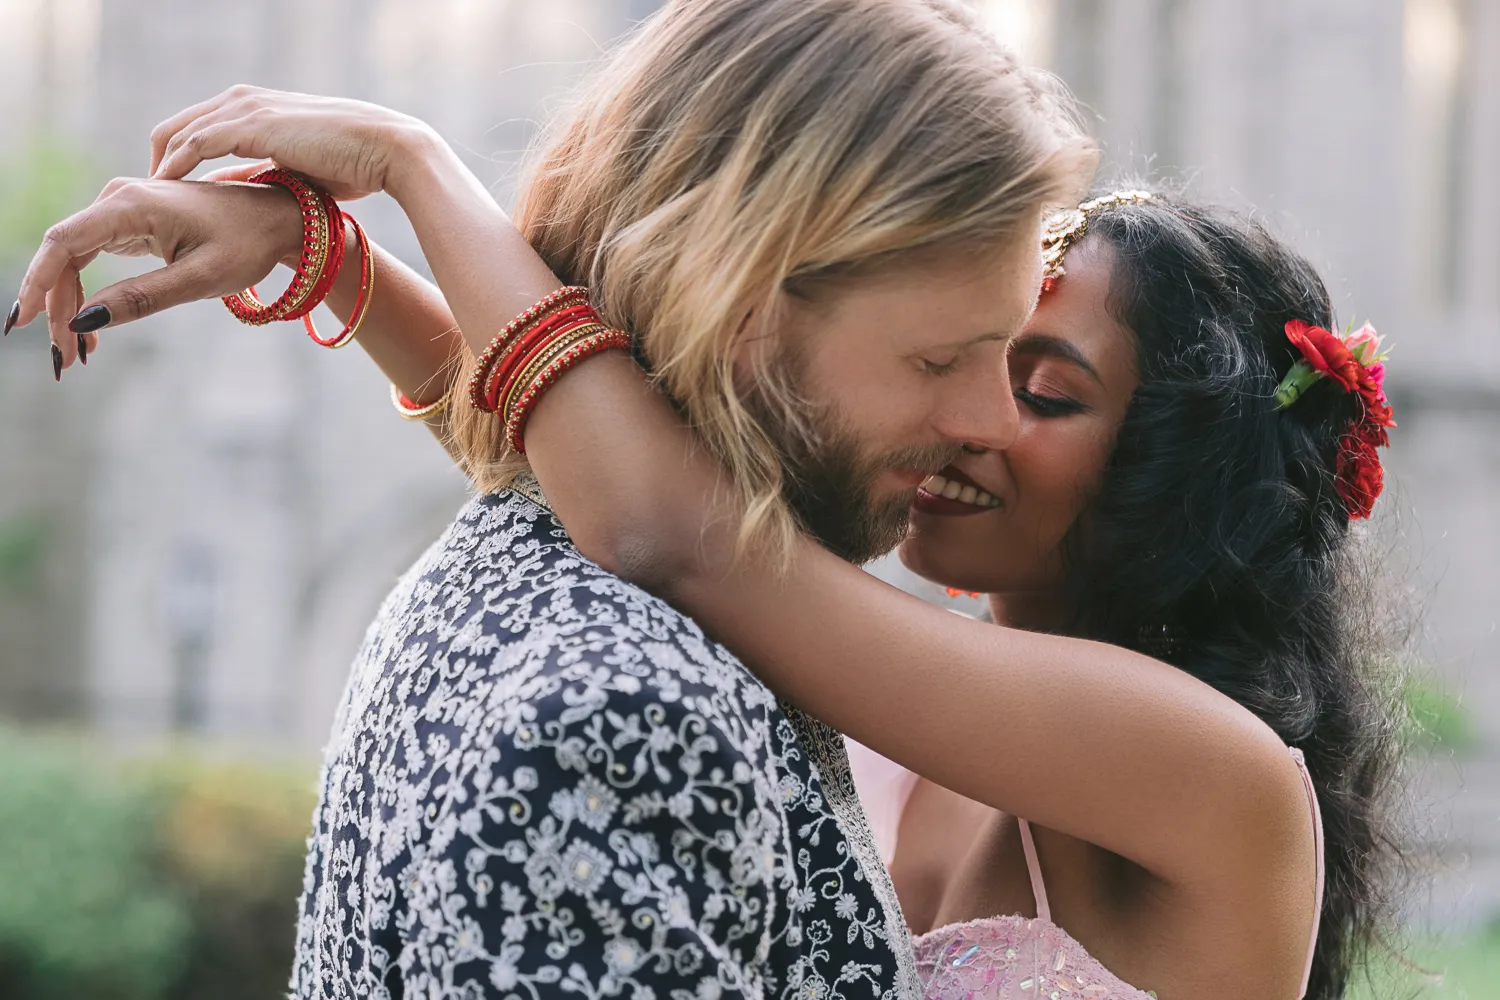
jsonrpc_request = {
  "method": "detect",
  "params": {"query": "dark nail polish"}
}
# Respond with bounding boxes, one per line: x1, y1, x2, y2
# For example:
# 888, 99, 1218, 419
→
77, 333, 88, 365
3, 300, 17, 336
69, 304, 111, 334
51, 344, 63, 382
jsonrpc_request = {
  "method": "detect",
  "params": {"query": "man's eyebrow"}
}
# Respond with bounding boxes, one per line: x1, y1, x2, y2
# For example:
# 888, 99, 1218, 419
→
1009, 333, 1103, 384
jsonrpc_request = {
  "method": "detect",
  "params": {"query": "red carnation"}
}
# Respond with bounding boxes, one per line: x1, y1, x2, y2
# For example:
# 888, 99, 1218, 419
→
1354, 374, 1397, 430
1335, 426, 1385, 520
1286, 319, 1362, 393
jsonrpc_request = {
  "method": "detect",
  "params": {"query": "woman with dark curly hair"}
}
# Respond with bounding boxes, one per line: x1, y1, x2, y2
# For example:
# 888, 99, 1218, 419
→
859, 193, 1405, 1000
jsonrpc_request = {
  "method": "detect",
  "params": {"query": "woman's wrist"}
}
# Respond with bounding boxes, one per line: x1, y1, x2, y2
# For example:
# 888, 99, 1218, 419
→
381, 120, 456, 205
263, 184, 312, 270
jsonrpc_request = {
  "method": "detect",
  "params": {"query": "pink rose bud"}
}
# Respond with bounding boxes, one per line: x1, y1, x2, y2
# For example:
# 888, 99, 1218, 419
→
1346, 322, 1382, 363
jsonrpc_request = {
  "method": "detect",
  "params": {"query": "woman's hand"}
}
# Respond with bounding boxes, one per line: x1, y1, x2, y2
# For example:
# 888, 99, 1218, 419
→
149, 86, 438, 201
148, 86, 563, 371
10, 177, 302, 371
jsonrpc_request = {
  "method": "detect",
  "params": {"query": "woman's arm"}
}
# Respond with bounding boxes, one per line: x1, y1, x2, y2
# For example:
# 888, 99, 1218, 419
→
523, 352, 1314, 899
313, 227, 465, 431
17, 84, 556, 448
136, 86, 566, 361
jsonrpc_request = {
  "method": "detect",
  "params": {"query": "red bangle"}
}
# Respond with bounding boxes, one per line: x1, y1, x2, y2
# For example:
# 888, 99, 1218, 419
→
481, 304, 600, 409
503, 328, 631, 454
468, 287, 591, 410
498, 322, 608, 421
390, 383, 450, 421
286, 188, 348, 321
303, 214, 373, 349
467, 286, 591, 412
223, 168, 345, 324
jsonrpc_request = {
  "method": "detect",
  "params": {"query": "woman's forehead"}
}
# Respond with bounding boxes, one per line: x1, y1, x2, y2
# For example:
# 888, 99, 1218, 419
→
1023, 239, 1137, 375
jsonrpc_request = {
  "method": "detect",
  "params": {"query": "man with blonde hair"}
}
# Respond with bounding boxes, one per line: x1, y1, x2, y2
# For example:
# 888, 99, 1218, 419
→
14, 1, 1091, 996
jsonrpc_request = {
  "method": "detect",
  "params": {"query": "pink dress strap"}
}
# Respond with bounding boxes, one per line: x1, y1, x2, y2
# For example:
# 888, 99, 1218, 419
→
1289, 747, 1324, 998
1015, 818, 1051, 923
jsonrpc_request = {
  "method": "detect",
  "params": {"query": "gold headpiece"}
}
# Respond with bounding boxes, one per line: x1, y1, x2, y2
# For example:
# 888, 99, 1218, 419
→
1040, 190, 1155, 291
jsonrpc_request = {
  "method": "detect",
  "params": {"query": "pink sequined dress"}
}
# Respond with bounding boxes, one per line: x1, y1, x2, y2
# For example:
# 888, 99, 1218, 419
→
845, 741, 1325, 1000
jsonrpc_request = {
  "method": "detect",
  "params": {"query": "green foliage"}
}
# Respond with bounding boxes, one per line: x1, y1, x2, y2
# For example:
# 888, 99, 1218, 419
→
1349, 926, 1500, 1000
1403, 677, 1476, 751
143, 755, 317, 1000
0, 730, 189, 999
0, 514, 51, 597
0, 728, 315, 1000
0, 139, 96, 265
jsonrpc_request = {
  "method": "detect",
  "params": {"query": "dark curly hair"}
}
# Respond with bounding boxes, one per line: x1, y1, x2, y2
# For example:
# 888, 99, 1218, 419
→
1061, 193, 1407, 999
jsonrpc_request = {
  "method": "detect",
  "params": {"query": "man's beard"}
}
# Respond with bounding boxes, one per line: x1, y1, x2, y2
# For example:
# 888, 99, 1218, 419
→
748, 361, 961, 564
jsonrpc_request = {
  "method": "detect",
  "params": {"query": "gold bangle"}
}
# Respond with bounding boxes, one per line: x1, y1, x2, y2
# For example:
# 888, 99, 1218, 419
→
390, 383, 450, 422
499, 322, 607, 424
314, 215, 375, 350
278, 193, 333, 319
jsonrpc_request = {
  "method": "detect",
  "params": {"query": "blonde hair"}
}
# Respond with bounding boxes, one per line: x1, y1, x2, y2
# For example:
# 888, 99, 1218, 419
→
448, 0, 1095, 559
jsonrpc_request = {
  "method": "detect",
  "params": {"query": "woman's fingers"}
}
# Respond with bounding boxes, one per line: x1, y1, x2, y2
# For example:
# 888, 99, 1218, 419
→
14, 182, 171, 329
8, 176, 299, 381
15, 205, 120, 329
13, 180, 200, 349
154, 117, 273, 183
147, 89, 395, 199
16, 179, 187, 327
199, 160, 274, 184
65, 254, 225, 335
44, 261, 83, 375
153, 96, 265, 180
148, 85, 254, 174
74, 269, 98, 365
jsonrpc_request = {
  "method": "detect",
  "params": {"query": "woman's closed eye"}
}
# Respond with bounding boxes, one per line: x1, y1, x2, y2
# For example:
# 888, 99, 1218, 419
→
1014, 385, 1087, 416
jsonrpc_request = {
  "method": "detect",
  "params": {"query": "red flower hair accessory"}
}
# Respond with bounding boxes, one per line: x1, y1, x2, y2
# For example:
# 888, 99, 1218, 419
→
1275, 319, 1395, 519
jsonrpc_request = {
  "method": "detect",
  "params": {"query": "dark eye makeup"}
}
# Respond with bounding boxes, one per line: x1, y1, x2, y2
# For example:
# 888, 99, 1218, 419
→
1014, 386, 1087, 417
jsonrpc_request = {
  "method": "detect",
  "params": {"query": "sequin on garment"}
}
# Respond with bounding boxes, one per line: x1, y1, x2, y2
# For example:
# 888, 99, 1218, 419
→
911, 820, 1157, 1000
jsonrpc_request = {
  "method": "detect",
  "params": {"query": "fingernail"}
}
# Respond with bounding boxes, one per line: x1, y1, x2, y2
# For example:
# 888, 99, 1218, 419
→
69, 304, 111, 334
77, 333, 88, 365
3, 300, 17, 336
51, 344, 63, 381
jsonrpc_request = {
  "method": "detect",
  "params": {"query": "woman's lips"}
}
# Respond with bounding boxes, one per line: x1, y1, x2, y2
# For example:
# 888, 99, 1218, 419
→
911, 466, 1002, 517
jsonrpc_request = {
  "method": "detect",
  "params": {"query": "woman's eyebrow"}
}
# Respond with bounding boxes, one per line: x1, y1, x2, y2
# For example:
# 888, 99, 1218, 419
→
1010, 333, 1102, 384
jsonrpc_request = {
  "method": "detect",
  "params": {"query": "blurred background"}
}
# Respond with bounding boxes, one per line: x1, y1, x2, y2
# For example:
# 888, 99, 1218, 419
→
0, 0, 1495, 995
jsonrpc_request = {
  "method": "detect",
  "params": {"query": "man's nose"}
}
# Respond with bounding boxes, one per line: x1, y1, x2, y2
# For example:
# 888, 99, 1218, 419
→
935, 368, 1020, 452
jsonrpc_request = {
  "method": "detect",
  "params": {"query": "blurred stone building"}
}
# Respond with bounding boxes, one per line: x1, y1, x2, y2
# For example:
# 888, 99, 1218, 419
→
0, 0, 1495, 926
0, 0, 654, 746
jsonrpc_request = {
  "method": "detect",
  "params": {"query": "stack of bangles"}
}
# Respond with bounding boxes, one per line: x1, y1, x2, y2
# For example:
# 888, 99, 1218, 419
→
222, 167, 450, 422
468, 286, 631, 454
222, 171, 624, 432
222, 167, 374, 349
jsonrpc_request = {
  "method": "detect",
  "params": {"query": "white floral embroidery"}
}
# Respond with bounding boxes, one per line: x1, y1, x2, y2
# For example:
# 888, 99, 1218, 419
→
291, 492, 918, 1000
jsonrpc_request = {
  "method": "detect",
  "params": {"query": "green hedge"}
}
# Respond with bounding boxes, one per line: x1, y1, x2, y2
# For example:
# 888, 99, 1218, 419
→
0, 728, 315, 1000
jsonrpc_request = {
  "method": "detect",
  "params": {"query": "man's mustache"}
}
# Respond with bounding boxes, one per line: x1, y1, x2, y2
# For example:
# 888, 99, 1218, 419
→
877, 443, 965, 480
